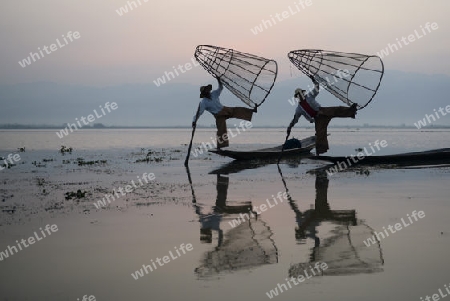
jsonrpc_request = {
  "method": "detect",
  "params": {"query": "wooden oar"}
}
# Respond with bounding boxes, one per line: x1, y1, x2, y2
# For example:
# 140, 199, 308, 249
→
184, 105, 201, 167
185, 165, 197, 203
277, 118, 294, 164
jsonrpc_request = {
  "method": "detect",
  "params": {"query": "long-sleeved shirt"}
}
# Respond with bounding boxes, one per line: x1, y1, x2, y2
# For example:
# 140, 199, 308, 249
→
193, 81, 224, 122
291, 82, 321, 125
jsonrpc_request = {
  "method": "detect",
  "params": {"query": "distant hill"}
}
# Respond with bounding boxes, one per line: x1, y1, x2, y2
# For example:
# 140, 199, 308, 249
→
0, 70, 449, 127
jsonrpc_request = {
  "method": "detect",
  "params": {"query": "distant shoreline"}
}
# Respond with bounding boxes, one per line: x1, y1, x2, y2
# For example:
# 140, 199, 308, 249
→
1, 125, 450, 130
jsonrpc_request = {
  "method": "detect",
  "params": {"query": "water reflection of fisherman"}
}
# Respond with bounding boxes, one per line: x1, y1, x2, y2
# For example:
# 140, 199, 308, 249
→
193, 174, 253, 247
191, 171, 278, 278
286, 169, 357, 240
195, 175, 228, 246
279, 168, 383, 276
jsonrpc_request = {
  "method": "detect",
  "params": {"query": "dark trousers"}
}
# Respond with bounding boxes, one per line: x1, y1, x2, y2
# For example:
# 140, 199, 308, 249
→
214, 106, 253, 148
315, 106, 355, 154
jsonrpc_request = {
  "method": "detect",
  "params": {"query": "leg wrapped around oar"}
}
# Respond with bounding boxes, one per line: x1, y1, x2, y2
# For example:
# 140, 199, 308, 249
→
215, 106, 253, 122
215, 117, 229, 148
214, 106, 254, 148
318, 106, 356, 118
314, 115, 332, 155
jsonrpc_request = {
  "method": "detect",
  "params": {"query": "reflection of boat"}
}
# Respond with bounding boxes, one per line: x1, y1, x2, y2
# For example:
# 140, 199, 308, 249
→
209, 157, 304, 175
208, 136, 316, 160
312, 148, 450, 167
185, 167, 278, 278
277, 166, 384, 277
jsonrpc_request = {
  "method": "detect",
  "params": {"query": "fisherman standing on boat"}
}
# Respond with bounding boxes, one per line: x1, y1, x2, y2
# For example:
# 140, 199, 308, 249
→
193, 76, 257, 149
287, 75, 357, 155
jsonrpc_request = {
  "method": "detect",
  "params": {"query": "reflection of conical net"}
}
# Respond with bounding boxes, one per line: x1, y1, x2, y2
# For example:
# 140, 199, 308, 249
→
195, 45, 278, 108
195, 218, 278, 278
289, 221, 384, 277
288, 49, 384, 110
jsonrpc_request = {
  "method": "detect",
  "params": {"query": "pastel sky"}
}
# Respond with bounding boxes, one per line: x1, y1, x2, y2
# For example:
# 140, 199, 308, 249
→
0, 0, 449, 86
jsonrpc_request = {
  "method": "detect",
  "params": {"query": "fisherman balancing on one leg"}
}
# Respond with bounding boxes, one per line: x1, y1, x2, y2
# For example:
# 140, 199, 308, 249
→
287, 75, 357, 155
192, 76, 257, 149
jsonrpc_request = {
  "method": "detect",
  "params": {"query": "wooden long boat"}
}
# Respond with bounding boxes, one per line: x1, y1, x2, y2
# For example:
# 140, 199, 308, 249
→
208, 136, 316, 160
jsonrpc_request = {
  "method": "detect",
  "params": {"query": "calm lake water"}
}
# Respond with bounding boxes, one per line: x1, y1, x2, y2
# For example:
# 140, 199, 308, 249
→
1, 127, 450, 153
0, 128, 449, 301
